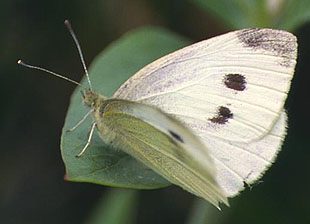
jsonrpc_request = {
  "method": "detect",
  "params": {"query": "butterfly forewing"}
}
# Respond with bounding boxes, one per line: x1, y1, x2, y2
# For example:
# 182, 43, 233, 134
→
113, 28, 297, 142
112, 28, 297, 197
204, 111, 287, 196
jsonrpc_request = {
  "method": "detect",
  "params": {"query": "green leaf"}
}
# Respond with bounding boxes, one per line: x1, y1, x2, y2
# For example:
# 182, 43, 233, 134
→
85, 189, 138, 224
61, 26, 190, 189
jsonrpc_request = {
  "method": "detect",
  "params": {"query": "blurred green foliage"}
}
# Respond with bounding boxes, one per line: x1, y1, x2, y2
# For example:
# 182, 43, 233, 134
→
192, 0, 310, 30
86, 189, 138, 224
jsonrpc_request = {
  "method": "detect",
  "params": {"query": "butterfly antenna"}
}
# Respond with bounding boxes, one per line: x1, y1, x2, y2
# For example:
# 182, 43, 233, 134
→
17, 59, 82, 86
64, 20, 93, 90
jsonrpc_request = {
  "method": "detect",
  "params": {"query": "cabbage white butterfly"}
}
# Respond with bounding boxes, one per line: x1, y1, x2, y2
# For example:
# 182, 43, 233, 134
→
18, 21, 297, 209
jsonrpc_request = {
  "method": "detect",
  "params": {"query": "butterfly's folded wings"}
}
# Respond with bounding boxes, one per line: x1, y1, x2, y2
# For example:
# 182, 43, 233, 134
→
113, 28, 297, 197
98, 100, 228, 207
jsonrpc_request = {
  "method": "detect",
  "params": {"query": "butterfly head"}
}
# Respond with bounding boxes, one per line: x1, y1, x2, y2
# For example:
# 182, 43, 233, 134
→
82, 89, 101, 108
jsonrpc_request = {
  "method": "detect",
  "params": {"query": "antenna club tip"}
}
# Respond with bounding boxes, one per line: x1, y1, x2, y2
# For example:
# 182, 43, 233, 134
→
17, 59, 23, 64
64, 19, 71, 27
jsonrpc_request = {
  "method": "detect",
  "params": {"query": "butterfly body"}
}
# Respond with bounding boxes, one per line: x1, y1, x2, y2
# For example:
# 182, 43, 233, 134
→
78, 28, 297, 206
82, 90, 228, 207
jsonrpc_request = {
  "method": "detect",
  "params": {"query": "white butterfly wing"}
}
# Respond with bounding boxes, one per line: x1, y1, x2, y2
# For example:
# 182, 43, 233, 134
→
202, 111, 287, 196
114, 29, 297, 143
113, 29, 297, 197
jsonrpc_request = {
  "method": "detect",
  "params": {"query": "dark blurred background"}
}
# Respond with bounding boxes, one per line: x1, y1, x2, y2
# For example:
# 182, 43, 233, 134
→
1, 0, 309, 223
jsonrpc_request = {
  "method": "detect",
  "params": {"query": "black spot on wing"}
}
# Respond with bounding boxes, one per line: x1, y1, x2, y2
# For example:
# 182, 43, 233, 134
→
224, 74, 246, 91
237, 28, 297, 67
168, 130, 184, 143
209, 106, 233, 124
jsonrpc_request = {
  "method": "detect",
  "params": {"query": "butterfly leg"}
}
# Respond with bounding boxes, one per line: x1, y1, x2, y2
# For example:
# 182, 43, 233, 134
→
76, 122, 96, 157
67, 110, 93, 132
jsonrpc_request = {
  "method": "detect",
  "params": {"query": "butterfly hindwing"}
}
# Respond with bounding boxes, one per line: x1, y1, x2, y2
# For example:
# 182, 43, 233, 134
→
94, 99, 228, 207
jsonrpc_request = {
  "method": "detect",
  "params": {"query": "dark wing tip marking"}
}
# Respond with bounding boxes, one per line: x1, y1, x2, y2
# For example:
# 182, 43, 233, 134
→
237, 28, 297, 67
224, 74, 246, 91
209, 106, 233, 124
168, 130, 184, 143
